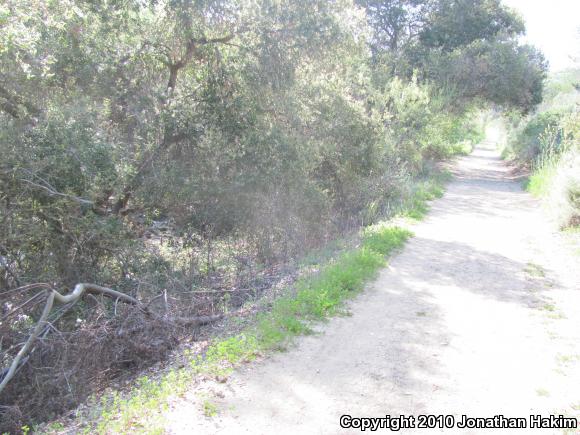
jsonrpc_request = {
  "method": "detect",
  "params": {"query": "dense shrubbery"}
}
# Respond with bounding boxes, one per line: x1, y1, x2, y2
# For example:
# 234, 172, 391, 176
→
503, 69, 580, 228
506, 111, 565, 162
0, 0, 545, 428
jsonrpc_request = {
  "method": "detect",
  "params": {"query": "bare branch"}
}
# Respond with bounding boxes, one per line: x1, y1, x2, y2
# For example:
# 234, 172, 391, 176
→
0, 283, 54, 297
170, 314, 223, 327
0, 291, 45, 322
20, 179, 94, 206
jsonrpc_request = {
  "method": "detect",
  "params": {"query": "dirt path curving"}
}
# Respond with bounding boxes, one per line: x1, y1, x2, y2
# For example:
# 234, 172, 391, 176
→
166, 127, 580, 434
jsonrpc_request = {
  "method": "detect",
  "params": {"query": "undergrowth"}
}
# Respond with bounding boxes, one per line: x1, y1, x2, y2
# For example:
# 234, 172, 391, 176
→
398, 171, 450, 220
526, 147, 580, 228
37, 171, 448, 435
526, 163, 558, 197
503, 69, 579, 229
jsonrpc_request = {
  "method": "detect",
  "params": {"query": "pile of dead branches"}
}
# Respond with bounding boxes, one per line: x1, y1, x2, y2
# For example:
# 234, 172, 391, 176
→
0, 283, 221, 433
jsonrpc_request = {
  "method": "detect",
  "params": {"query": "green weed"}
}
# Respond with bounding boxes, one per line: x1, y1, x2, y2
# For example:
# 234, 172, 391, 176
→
191, 334, 260, 376
202, 400, 218, 418
524, 262, 546, 277
536, 388, 550, 397
541, 303, 556, 312
257, 248, 387, 349
398, 171, 450, 220
527, 163, 557, 197
362, 224, 413, 255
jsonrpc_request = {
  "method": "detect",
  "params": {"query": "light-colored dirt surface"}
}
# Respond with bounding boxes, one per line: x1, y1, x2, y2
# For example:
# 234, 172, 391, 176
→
166, 128, 580, 434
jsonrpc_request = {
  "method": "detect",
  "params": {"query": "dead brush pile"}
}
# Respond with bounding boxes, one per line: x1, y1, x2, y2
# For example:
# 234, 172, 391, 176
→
0, 283, 227, 433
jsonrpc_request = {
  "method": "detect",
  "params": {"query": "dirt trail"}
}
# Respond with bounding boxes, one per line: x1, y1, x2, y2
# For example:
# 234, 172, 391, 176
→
167, 127, 580, 434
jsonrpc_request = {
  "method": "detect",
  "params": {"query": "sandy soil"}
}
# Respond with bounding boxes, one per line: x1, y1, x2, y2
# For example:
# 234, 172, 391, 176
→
165, 127, 580, 434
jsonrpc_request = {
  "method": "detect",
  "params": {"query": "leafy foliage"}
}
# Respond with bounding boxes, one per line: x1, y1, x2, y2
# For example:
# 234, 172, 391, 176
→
362, 0, 547, 112
504, 69, 580, 228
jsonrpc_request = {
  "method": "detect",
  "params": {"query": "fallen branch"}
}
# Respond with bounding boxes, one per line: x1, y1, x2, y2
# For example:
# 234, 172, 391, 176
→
116, 313, 223, 338
171, 314, 223, 327
0, 283, 53, 298
0, 291, 44, 322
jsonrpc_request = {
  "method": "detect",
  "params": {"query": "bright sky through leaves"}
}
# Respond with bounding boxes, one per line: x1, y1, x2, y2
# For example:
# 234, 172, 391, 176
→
503, 0, 579, 71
